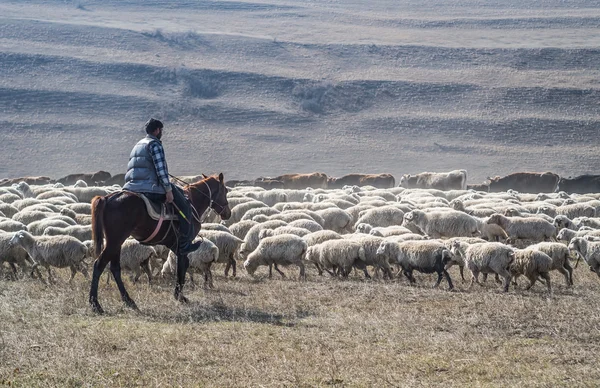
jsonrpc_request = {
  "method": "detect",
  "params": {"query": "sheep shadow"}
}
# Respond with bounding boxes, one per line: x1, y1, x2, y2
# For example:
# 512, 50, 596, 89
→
144, 300, 312, 327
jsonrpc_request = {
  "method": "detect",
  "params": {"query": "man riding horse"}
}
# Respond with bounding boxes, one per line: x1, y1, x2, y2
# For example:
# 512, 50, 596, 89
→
88, 119, 231, 314
123, 118, 200, 255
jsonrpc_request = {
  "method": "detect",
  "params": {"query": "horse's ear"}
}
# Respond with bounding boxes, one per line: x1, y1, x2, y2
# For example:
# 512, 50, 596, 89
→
218, 172, 224, 183
202, 173, 208, 179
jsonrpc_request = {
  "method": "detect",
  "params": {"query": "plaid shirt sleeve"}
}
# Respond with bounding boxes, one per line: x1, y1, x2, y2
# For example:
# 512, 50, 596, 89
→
148, 141, 172, 192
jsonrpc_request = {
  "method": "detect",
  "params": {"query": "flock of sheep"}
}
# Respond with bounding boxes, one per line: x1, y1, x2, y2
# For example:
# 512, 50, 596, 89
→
2, 175, 600, 297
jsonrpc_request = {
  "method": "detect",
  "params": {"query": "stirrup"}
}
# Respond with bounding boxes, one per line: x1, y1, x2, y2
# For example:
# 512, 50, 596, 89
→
179, 240, 202, 256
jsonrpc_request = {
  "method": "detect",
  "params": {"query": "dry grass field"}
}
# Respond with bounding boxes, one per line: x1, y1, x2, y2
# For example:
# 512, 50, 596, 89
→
1, 261, 600, 387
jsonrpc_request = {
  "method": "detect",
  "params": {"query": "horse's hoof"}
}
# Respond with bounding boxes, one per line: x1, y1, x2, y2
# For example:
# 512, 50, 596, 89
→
90, 301, 105, 315
124, 299, 139, 310
178, 295, 189, 304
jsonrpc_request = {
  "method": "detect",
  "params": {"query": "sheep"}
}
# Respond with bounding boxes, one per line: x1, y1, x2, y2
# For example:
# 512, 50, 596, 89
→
302, 230, 343, 247
287, 219, 323, 233
258, 226, 312, 240
510, 249, 553, 294
306, 239, 366, 278
197, 230, 244, 277
73, 179, 88, 188
554, 215, 577, 231
117, 239, 158, 283
556, 203, 596, 219
576, 217, 600, 230
568, 237, 600, 276
62, 186, 113, 203
238, 220, 288, 259
528, 242, 573, 286
384, 233, 429, 242
63, 202, 93, 215
315, 208, 353, 234
240, 207, 280, 221
369, 226, 413, 237
376, 240, 454, 289
9, 230, 88, 283
403, 209, 479, 239
243, 234, 307, 279
556, 228, 600, 244
0, 232, 37, 280
42, 225, 93, 242
487, 213, 556, 242
12, 210, 53, 225
59, 208, 92, 226
354, 206, 405, 230
27, 219, 73, 235
348, 235, 394, 279
0, 219, 28, 233
0, 203, 19, 218
229, 220, 259, 240
36, 190, 79, 202
477, 218, 508, 242
226, 200, 269, 225
267, 212, 316, 224
450, 241, 515, 292
281, 209, 325, 227
244, 190, 287, 207
162, 240, 218, 288
201, 223, 232, 233
0, 193, 22, 204
442, 238, 487, 282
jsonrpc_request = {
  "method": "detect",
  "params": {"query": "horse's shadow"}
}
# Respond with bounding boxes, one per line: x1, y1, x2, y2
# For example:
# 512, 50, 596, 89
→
143, 300, 312, 327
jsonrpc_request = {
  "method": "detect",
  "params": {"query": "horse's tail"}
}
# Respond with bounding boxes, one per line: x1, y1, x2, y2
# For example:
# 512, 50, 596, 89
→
91, 195, 106, 257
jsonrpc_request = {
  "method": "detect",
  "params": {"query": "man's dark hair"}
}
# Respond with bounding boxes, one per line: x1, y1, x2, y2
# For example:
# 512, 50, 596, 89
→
144, 118, 163, 134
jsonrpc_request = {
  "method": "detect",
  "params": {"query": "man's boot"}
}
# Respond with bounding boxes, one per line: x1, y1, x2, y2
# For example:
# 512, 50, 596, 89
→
178, 216, 201, 256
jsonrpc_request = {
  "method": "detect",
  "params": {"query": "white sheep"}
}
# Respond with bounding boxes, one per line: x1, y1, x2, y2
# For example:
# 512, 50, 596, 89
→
42, 225, 92, 241
287, 219, 323, 233
243, 234, 307, 279
238, 220, 288, 260
568, 237, 600, 277
487, 213, 556, 242
161, 240, 218, 288
259, 226, 312, 240
197, 230, 244, 277
229, 220, 259, 240
227, 200, 269, 225
555, 203, 596, 219
10, 230, 88, 283
354, 206, 405, 230
302, 230, 343, 247
376, 240, 454, 289
528, 242, 573, 286
315, 208, 353, 234
306, 239, 367, 277
240, 206, 280, 221
0, 232, 37, 280
201, 223, 232, 233
403, 209, 479, 239
117, 239, 158, 283
27, 218, 73, 235
510, 249, 553, 294
347, 235, 393, 279
450, 241, 515, 292
0, 219, 28, 233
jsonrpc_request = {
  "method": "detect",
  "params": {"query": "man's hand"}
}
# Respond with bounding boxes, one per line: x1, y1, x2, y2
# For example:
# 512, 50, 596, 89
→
165, 190, 174, 203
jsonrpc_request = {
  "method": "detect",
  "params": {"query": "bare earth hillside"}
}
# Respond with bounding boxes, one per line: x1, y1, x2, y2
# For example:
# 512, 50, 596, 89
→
1, 0, 599, 183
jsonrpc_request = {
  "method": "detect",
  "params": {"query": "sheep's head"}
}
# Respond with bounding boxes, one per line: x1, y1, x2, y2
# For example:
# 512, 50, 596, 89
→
403, 212, 414, 223
450, 200, 464, 211
399, 175, 410, 188
441, 249, 454, 265
243, 256, 259, 276
376, 241, 389, 257
258, 229, 273, 240
558, 191, 570, 199
487, 213, 503, 225
563, 199, 575, 206
355, 223, 372, 234
567, 238, 583, 253
9, 231, 25, 246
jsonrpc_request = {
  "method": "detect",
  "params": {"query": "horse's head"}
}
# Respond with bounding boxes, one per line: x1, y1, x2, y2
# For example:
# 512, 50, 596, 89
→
190, 173, 231, 220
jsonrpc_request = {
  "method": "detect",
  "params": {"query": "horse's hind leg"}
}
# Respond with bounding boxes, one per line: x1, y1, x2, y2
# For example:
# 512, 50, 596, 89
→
89, 251, 113, 314
109, 249, 138, 310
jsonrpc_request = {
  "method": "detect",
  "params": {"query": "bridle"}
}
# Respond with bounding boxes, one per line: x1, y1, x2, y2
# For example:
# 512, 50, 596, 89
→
169, 174, 229, 221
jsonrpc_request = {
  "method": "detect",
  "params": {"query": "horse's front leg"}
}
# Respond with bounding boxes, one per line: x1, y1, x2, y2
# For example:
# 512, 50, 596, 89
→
89, 251, 113, 314
174, 253, 190, 303
110, 255, 138, 310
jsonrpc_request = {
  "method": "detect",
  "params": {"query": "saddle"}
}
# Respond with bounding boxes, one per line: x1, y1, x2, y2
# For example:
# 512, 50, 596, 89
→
139, 193, 178, 221
122, 191, 178, 221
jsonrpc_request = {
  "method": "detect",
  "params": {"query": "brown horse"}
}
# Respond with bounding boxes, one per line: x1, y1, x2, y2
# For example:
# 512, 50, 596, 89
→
89, 173, 231, 314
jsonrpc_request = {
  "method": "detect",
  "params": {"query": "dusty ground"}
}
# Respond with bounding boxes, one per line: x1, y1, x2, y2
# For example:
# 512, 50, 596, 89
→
1, 262, 599, 387
1, 0, 599, 183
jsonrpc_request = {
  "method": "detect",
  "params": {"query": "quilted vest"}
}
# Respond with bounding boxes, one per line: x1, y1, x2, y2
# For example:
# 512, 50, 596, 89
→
123, 136, 167, 194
